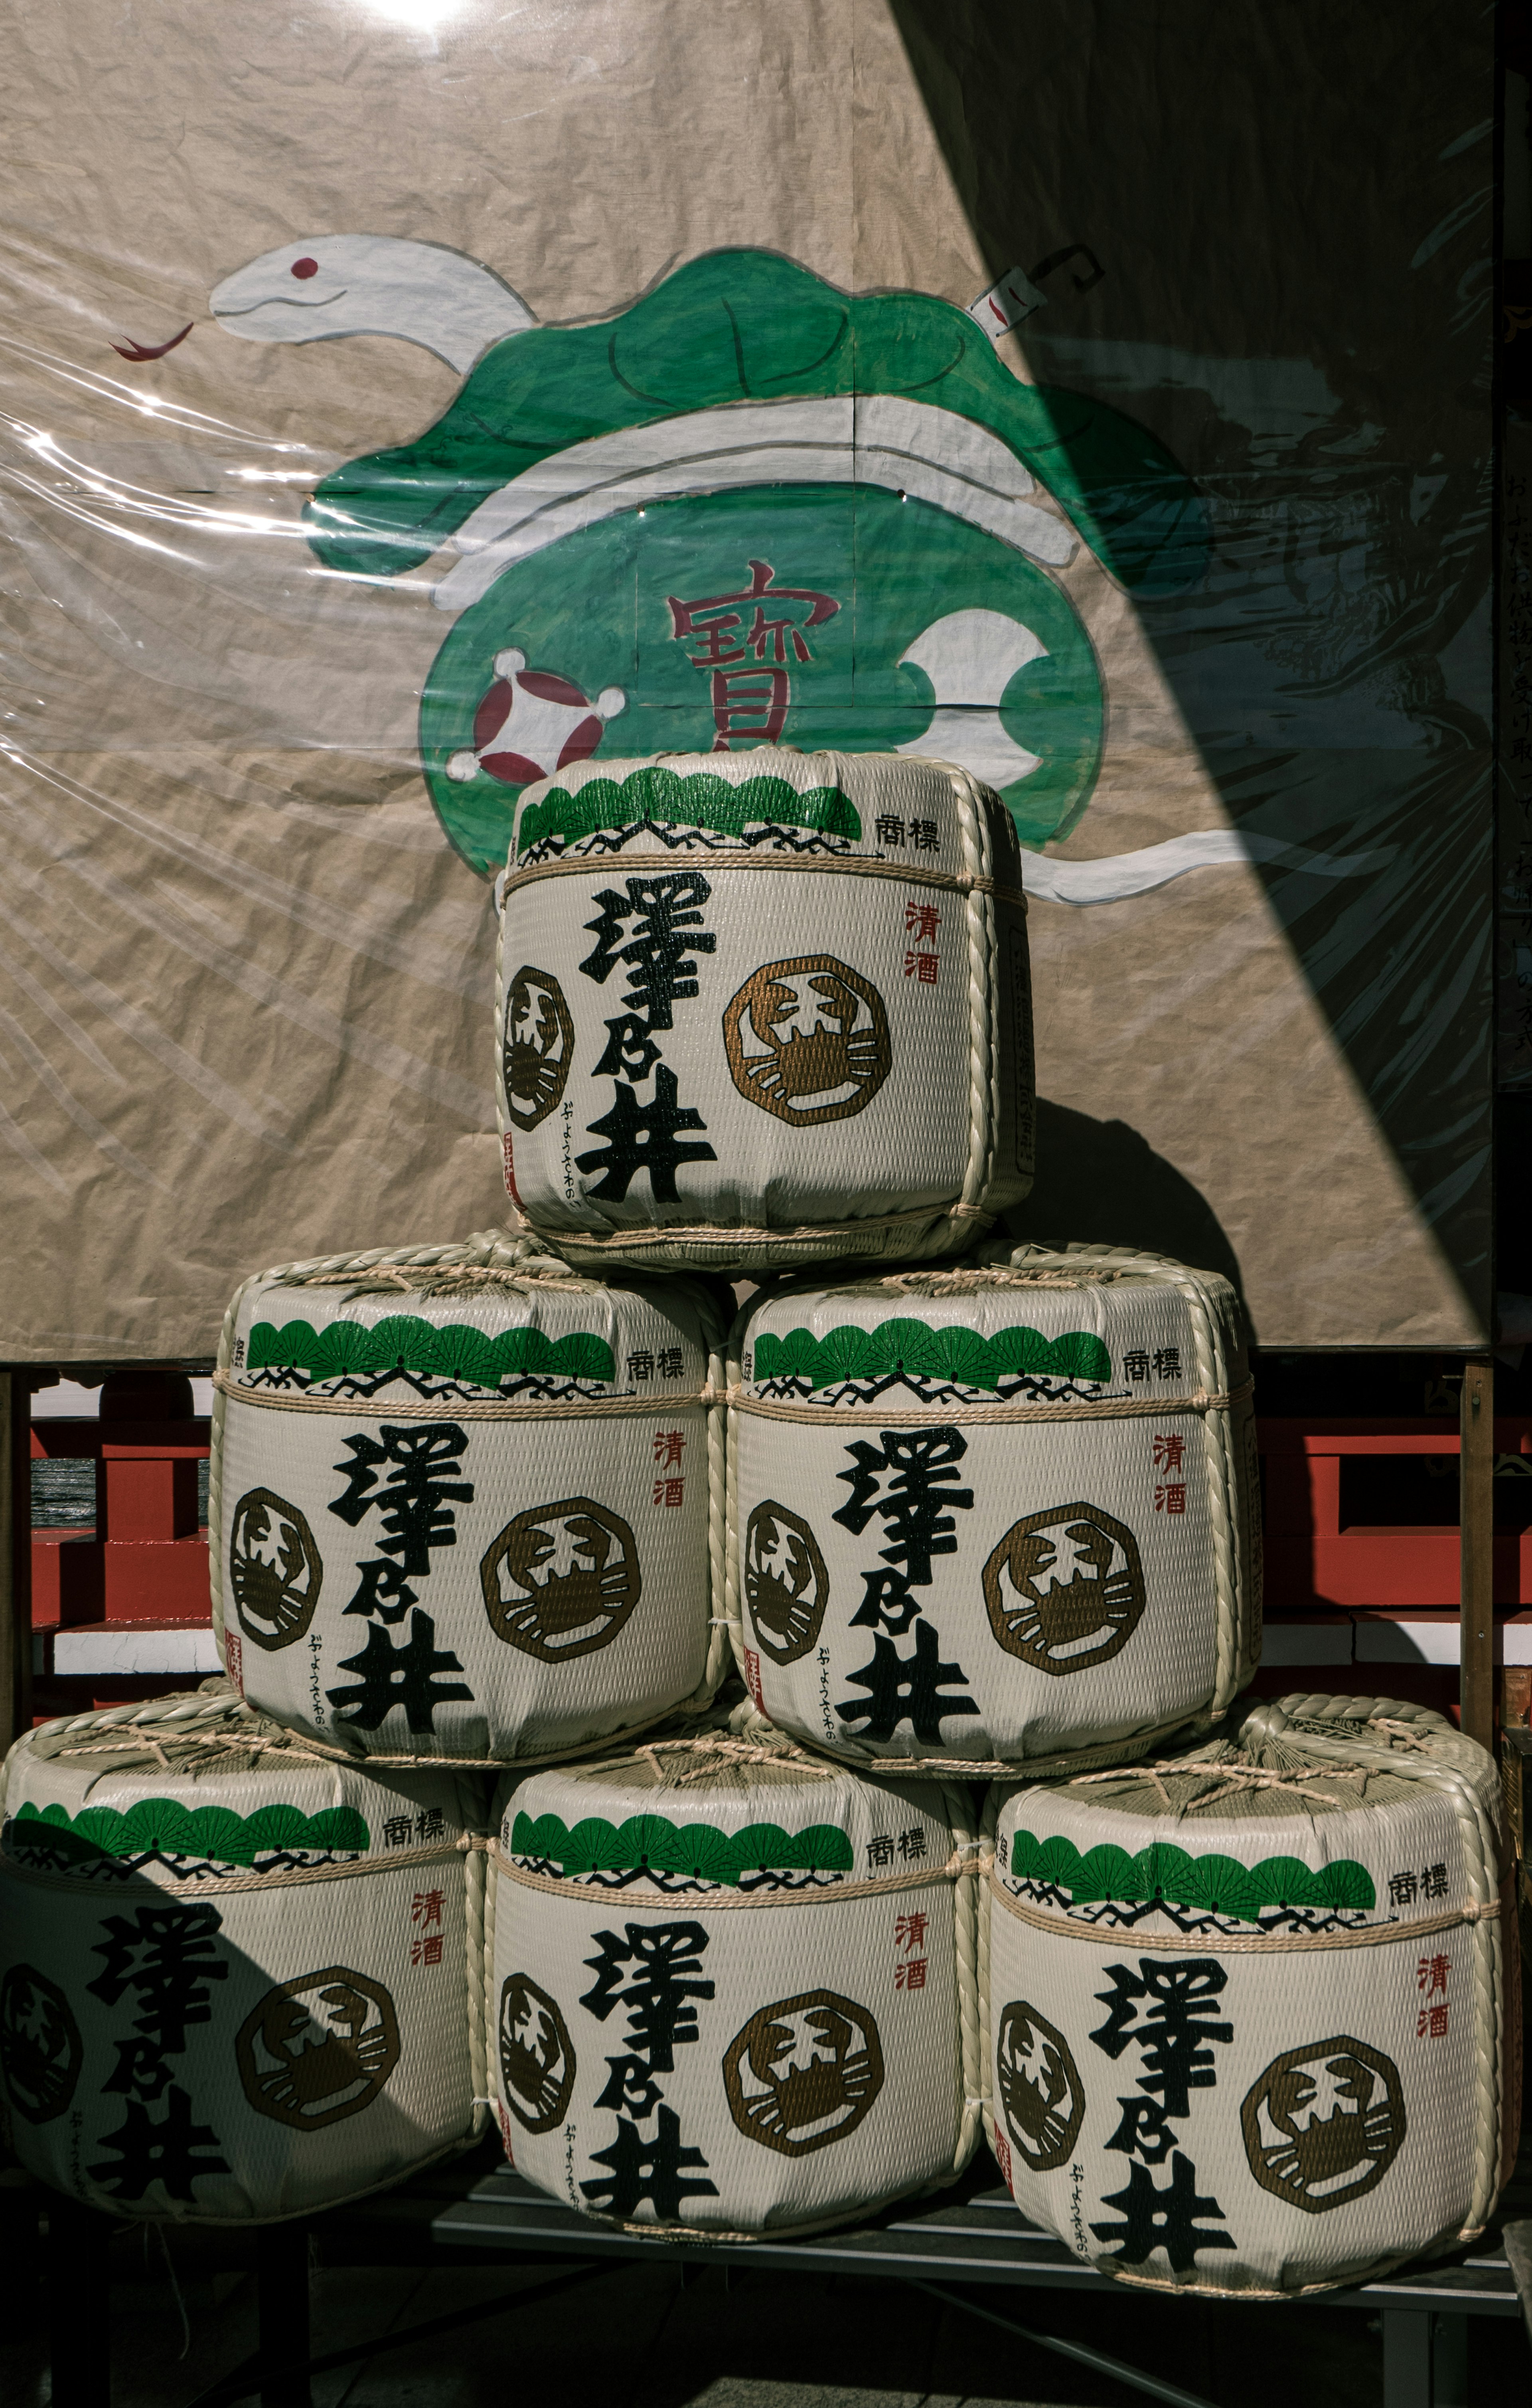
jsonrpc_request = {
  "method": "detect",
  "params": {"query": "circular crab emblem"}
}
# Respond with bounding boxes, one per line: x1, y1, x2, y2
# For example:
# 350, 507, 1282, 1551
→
480, 1496, 642, 1661
236, 1967, 401, 2130
502, 964, 575, 1132
722, 955, 891, 1125
498, 1972, 576, 2135
982, 1502, 1146, 1674
0, 1964, 84, 2125
995, 1997, 1086, 2173
744, 1500, 829, 1665
723, 1988, 884, 2156
1240, 2035, 1407, 2213
228, 1487, 324, 1651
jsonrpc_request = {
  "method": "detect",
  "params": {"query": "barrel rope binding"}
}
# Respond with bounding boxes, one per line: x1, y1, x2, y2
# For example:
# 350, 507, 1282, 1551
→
537, 1199, 995, 1253
487, 1834, 979, 1908
726, 1378, 1254, 1427
0, 1831, 471, 1900
499, 848, 1027, 907
987, 1867, 1501, 1954
214, 1366, 721, 1420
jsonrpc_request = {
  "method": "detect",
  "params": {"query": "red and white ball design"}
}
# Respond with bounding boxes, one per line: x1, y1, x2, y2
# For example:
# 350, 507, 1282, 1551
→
446, 649, 625, 787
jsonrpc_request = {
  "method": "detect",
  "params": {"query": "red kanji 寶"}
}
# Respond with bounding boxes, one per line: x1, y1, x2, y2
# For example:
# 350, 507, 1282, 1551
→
666, 559, 838, 749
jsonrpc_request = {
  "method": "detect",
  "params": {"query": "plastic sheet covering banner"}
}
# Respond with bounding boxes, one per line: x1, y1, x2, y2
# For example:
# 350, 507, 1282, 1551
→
0, 1, 1492, 1357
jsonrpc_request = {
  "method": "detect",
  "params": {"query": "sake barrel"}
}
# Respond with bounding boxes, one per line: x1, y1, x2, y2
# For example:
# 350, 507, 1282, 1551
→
489, 1731, 981, 2235
210, 1233, 727, 1763
0, 1690, 490, 2223
728, 1243, 1260, 1773
495, 749, 1033, 1274
983, 1696, 1520, 2296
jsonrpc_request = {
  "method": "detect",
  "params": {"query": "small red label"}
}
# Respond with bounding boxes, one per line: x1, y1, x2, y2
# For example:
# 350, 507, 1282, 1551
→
744, 1646, 764, 1711
224, 1631, 243, 1695
992, 2117, 1014, 2192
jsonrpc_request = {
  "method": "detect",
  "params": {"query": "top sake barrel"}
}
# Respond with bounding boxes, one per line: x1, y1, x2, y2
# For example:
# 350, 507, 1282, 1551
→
495, 750, 1034, 1274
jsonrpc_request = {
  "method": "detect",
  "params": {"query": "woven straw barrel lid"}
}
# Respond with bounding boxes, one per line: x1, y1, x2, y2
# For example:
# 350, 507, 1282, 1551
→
211, 1232, 728, 1764
730, 1243, 1260, 1774
489, 1726, 980, 2236
0, 1688, 490, 2222
496, 749, 1033, 1273
983, 1694, 1514, 2295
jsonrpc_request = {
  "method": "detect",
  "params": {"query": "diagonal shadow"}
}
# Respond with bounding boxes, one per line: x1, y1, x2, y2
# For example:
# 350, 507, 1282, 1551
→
885, 0, 1493, 1332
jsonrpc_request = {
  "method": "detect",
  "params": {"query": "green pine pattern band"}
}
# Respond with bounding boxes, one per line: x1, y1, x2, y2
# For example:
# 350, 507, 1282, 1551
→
751, 1317, 1111, 1393
510, 1809, 855, 1886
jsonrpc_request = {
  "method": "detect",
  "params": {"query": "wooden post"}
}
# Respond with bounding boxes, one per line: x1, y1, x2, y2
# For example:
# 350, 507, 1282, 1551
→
1460, 1353, 1495, 1750
0, 1368, 30, 1755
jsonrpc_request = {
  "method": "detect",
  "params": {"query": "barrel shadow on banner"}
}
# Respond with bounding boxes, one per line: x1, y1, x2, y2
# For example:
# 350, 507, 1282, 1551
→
1003, 1101, 1246, 1317
886, 0, 1493, 1338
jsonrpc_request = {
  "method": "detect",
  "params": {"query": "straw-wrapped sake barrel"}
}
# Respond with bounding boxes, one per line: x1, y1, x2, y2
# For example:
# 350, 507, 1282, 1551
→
0, 1690, 490, 2222
489, 1731, 980, 2234
728, 1244, 1260, 1773
983, 1695, 1520, 2296
210, 1234, 727, 1763
495, 749, 1033, 1273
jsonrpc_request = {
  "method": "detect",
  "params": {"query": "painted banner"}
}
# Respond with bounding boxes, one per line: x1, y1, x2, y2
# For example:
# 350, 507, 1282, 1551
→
0, 2, 1492, 1351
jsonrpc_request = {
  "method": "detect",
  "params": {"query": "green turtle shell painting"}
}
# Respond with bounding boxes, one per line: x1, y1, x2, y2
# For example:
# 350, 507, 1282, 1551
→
210, 242, 1209, 878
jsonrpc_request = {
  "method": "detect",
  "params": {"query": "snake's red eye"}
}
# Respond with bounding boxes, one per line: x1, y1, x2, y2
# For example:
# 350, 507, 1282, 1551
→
291, 257, 320, 280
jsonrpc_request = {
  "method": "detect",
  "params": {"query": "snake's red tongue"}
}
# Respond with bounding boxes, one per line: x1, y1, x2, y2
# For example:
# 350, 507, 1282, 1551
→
112, 321, 194, 362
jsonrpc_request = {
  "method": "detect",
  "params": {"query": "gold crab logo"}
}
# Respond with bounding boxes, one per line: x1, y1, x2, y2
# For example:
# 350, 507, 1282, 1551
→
723, 1988, 884, 2156
498, 1972, 576, 2134
1241, 2036, 1407, 2212
228, 1487, 324, 1651
503, 964, 575, 1131
982, 1503, 1146, 1674
236, 1967, 401, 2130
722, 955, 891, 1125
480, 1496, 642, 1661
744, 1500, 829, 1665
995, 1998, 1086, 2173
0, 1965, 84, 2126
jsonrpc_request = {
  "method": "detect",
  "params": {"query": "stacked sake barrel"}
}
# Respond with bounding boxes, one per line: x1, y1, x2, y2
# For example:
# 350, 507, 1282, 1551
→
495, 748, 1034, 1273
0, 1690, 489, 2223
209, 1230, 729, 1763
6, 744, 1442, 2258
489, 1727, 981, 2234
0, 1223, 744, 2225
983, 1695, 1518, 2295
727, 1242, 1261, 1774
